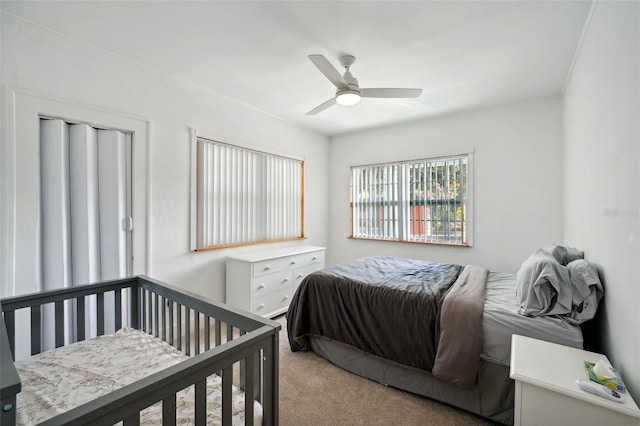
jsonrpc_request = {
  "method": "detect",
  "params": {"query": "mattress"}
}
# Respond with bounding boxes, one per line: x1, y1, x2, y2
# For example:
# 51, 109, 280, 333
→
481, 272, 583, 366
15, 327, 262, 425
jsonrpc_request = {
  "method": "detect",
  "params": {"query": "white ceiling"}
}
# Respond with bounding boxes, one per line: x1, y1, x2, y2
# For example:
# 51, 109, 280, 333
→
2, 1, 592, 136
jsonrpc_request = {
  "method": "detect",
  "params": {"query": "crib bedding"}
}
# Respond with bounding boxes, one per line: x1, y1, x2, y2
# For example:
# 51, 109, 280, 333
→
15, 327, 261, 426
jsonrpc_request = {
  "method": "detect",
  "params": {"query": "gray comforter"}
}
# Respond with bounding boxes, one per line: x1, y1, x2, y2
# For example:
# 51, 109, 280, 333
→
287, 257, 470, 373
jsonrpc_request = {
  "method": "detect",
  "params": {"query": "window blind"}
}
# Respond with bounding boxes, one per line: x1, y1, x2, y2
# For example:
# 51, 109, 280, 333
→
196, 138, 303, 250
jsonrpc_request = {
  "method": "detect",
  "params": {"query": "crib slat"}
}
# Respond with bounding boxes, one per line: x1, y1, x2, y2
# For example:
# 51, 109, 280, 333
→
215, 320, 221, 347
123, 415, 140, 426
161, 296, 167, 341
244, 352, 255, 426
97, 292, 105, 336
162, 394, 176, 426
194, 312, 200, 355
204, 316, 211, 351
146, 290, 151, 334
176, 304, 182, 351
76, 296, 85, 341
222, 366, 232, 426
31, 305, 41, 355
154, 292, 159, 337
195, 379, 206, 424
168, 300, 174, 345
227, 323, 233, 343
130, 286, 139, 330
115, 289, 122, 331
185, 307, 191, 356
55, 301, 64, 347
4, 310, 15, 359
239, 330, 246, 391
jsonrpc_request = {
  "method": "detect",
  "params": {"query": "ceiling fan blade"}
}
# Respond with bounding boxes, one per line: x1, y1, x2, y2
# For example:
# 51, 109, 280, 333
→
360, 88, 423, 98
306, 98, 337, 116
309, 55, 348, 89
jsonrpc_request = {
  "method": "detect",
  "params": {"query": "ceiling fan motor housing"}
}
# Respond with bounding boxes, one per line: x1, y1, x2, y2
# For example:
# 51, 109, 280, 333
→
338, 63, 361, 103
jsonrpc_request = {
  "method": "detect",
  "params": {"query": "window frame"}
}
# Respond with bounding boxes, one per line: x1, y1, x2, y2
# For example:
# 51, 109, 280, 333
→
349, 151, 473, 247
189, 129, 305, 251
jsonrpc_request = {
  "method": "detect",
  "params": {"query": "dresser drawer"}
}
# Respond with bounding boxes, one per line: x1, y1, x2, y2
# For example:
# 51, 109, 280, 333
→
281, 253, 307, 271
252, 258, 286, 278
305, 250, 324, 266
251, 290, 292, 316
252, 272, 291, 296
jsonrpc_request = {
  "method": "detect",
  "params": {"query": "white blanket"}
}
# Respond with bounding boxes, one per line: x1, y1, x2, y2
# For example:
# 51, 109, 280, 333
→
15, 328, 261, 425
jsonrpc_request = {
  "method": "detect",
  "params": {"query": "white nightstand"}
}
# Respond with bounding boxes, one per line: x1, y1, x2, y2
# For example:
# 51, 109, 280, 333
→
510, 334, 640, 426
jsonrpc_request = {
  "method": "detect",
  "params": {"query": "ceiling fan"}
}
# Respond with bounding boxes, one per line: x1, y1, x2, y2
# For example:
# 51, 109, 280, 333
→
306, 54, 423, 116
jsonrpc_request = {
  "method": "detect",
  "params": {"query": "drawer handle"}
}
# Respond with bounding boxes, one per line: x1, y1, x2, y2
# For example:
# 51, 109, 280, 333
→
263, 266, 271, 271
283, 277, 289, 283
290, 260, 297, 265
256, 284, 266, 290
283, 295, 289, 301
312, 256, 317, 260
256, 304, 265, 310
297, 274, 304, 279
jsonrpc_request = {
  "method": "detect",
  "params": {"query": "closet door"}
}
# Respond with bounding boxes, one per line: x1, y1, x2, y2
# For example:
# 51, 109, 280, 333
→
40, 118, 132, 348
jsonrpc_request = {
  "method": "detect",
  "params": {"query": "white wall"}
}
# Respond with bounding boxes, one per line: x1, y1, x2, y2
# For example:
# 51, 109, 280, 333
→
328, 98, 564, 273
563, 0, 639, 401
0, 12, 329, 302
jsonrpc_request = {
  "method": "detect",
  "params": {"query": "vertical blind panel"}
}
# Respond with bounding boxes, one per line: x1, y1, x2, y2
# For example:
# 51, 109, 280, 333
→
196, 139, 303, 248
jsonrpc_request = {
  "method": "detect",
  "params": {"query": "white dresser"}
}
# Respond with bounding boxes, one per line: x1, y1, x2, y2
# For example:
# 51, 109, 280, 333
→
225, 246, 326, 318
510, 334, 640, 426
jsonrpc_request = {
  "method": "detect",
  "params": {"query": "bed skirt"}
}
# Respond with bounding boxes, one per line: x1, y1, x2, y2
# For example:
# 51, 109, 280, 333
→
309, 335, 514, 425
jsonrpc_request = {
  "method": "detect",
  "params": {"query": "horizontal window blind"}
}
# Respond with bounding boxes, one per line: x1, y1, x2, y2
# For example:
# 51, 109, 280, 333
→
196, 138, 303, 250
350, 153, 471, 246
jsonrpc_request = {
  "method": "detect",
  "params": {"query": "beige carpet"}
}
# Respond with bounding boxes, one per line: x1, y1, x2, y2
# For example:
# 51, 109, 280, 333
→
276, 315, 498, 426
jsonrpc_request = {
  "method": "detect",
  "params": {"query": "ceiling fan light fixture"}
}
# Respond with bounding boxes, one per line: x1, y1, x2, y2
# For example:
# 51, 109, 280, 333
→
336, 90, 361, 106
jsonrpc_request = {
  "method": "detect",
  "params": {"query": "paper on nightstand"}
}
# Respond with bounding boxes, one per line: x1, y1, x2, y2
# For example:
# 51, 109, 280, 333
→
593, 359, 616, 379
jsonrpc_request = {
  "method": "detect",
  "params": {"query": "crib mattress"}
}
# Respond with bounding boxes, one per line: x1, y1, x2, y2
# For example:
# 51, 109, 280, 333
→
15, 327, 262, 425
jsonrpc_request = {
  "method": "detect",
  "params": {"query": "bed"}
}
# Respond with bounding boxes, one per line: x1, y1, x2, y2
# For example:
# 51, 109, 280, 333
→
0, 275, 280, 426
287, 252, 603, 425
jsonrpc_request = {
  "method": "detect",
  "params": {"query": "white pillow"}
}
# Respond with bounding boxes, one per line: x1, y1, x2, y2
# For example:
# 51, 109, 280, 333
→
516, 249, 572, 317
564, 259, 604, 324
543, 244, 584, 266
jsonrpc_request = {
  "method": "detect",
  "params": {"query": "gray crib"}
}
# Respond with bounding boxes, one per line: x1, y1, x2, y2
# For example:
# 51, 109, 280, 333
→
0, 275, 280, 425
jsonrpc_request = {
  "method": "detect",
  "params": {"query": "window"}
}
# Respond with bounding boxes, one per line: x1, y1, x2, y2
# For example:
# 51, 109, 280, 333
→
193, 136, 304, 250
350, 152, 472, 246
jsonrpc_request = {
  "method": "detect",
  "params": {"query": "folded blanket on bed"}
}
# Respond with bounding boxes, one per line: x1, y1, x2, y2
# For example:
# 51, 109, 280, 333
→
432, 265, 488, 388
